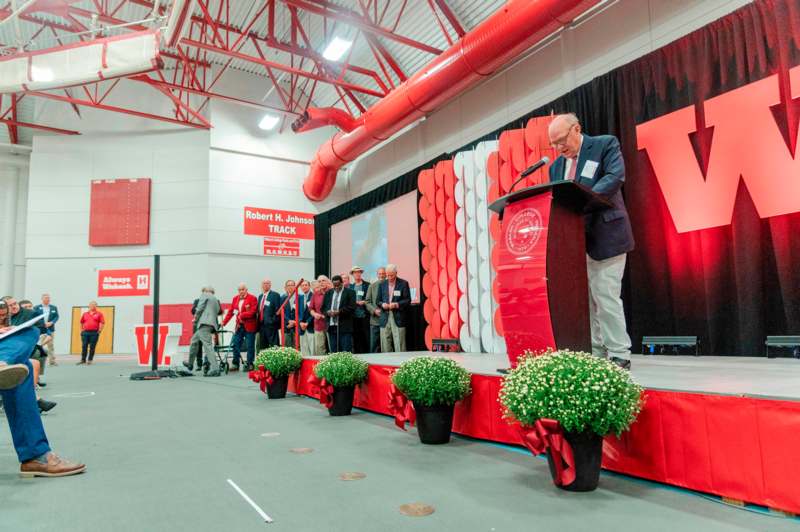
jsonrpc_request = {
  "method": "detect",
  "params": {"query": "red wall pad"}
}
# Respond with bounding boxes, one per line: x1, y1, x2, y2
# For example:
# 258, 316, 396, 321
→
289, 359, 800, 514
89, 178, 151, 246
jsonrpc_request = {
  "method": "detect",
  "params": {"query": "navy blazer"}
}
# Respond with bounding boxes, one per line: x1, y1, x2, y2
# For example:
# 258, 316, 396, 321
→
377, 278, 411, 328
257, 290, 282, 328
548, 134, 635, 260
33, 304, 59, 333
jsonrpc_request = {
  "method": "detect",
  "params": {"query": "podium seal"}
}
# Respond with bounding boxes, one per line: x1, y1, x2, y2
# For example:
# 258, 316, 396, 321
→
505, 207, 543, 256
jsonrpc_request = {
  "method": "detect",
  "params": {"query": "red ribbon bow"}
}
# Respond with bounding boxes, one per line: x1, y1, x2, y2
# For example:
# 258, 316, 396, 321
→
517, 419, 576, 486
248, 364, 274, 394
307, 374, 334, 409
387, 384, 416, 430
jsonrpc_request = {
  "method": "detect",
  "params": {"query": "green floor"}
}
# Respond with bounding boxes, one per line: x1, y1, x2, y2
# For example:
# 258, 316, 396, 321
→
1, 357, 797, 532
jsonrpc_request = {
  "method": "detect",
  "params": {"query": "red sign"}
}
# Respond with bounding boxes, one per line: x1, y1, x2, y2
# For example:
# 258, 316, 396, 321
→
244, 207, 315, 239
89, 178, 151, 246
263, 238, 300, 257
134, 325, 170, 366
97, 268, 151, 297
637, 66, 800, 233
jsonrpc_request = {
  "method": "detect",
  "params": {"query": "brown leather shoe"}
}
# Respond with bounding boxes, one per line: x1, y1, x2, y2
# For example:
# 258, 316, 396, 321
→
0, 362, 29, 390
20, 452, 86, 478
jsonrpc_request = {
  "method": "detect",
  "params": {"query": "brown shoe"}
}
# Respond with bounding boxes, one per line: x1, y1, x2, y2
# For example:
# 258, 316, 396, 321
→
20, 452, 86, 478
0, 362, 29, 390
87, 360, 93, 365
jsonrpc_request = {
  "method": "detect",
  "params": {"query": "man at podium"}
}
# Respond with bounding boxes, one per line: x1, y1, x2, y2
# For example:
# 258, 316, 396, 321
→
547, 113, 635, 369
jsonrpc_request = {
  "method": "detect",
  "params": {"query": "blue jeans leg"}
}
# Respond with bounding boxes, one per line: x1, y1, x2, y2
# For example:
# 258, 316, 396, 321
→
244, 331, 256, 365
0, 328, 51, 463
230, 327, 244, 366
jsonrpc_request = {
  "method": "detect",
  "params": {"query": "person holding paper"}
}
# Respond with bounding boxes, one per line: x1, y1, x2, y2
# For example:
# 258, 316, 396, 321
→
0, 301, 85, 477
0, 301, 30, 390
547, 113, 635, 369
377, 264, 411, 352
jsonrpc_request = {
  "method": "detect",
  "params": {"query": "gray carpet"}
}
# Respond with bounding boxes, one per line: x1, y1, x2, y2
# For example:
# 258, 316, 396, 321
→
1, 357, 797, 532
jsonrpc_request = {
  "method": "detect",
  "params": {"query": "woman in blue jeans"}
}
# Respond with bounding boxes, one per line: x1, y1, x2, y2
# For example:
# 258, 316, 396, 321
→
0, 307, 85, 477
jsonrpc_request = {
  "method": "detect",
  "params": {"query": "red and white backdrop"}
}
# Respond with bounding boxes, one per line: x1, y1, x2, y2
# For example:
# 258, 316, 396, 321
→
419, 117, 557, 352
415, 0, 800, 355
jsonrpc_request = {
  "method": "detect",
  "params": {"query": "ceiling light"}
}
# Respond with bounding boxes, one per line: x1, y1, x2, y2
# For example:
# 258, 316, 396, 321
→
259, 114, 280, 130
31, 66, 54, 82
322, 37, 352, 61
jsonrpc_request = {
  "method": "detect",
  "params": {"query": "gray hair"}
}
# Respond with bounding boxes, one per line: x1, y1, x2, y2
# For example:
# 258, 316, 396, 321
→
554, 112, 579, 126
317, 275, 330, 283
203, 286, 215, 294
386, 264, 398, 273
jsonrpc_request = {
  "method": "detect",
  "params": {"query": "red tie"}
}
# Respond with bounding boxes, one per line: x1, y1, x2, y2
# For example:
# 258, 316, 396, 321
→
260, 295, 266, 320
566, 158, 578, 181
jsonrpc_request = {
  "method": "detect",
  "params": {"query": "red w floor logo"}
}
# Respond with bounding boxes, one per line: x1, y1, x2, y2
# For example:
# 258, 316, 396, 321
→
637, 67, 800, 233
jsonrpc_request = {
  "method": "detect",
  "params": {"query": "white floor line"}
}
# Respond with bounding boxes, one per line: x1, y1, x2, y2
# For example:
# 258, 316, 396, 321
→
227, 478, 273, 524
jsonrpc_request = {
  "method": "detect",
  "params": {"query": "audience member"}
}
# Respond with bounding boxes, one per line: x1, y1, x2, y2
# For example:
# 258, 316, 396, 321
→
322, 275, 356, 352
186, 286, 222, 377
0, 306, 85, 478
222, 283, 258, 372
378, 264, 411, 352
33, 294, 58, 367
349, 266, 370, 354
256, 279, 281, 351
298, 280, 315, 357
364, 267, 387, 353
280, 280, 299, 347
308, 276, 330, 356
78, 301, 104, 365
340, 273, 350, 287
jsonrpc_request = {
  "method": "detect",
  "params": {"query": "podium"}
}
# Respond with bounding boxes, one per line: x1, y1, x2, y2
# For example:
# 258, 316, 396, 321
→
488, 181, 612, 367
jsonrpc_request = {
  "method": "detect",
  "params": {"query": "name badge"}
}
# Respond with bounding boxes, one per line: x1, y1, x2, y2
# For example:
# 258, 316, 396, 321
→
357, 290, 364, 296
581, 160, 599, 179
393, 290, 401, 296
266, 301, 270, 306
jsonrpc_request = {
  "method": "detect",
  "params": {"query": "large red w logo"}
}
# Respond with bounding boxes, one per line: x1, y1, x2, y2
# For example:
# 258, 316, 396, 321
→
134, 325, 170, 366
637, 67, 800, 233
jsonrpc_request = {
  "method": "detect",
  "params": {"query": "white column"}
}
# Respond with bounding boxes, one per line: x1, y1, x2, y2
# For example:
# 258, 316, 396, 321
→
1, 166, 19, 297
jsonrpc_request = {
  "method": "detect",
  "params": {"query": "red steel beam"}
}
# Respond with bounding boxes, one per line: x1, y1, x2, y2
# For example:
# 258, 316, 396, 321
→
0, 117, 80, 135
282, 0, 442, 55
9, 94, 18, 144
434, 0, 466, 37
128, 74, 302, 116
181, 38, 386, 98
26, 91, 210, 129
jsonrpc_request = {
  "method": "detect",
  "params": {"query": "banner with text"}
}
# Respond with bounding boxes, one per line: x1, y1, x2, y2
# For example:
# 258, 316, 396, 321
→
244, 207, 315, 239
97, 268, 151, 297
263, 238, 300, 257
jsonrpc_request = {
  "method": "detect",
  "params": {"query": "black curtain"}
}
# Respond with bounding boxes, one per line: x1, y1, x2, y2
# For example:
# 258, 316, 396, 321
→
316, 0, 800, 356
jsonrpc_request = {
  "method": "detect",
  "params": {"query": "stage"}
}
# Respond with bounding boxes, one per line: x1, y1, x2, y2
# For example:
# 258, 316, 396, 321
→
287, 351, 800, 515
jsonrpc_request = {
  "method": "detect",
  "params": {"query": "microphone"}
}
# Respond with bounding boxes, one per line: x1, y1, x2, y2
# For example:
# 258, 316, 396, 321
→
509, 156, 550, 193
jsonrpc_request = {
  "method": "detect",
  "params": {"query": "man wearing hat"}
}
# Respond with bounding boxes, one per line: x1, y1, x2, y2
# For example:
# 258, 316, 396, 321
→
349, 266, 370, 354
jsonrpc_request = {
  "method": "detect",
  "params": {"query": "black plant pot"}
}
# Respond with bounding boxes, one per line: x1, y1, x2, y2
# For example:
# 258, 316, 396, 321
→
412, 402, 455, 445
328, 386, 355, 416
546, 431, 603, 492
266, 375, 289, 399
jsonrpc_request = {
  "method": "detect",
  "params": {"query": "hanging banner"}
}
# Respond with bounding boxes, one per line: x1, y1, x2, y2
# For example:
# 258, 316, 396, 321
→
97, 268, 151, 297
244, 207, 315, 239
263, 238, 300, 257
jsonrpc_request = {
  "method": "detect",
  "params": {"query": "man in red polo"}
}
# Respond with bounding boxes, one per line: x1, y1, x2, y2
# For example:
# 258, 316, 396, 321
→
78, 301, 104, 365
222, 283, 258, 371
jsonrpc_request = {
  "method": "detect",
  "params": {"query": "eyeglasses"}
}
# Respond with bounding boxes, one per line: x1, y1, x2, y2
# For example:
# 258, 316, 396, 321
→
550, 124, 576, 148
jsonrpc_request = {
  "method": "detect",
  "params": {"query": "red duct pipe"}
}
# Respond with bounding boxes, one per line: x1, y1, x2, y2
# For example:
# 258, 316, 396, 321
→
292, 107, 357, 133
300, 0, 601, 201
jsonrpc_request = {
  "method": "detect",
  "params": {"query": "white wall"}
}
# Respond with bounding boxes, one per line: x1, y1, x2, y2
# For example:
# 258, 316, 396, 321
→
25, 129, 211, 354
0, 163, 29, 297
342, 0, 753, 198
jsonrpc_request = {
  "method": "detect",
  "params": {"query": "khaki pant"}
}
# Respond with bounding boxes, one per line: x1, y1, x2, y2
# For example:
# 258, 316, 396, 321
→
189, 325, 218, 372
314, 330, 328, 356
586, 253, 631, 359
300, 331, 315, 357
380, 313, 406, 352
39, 333, 55, 365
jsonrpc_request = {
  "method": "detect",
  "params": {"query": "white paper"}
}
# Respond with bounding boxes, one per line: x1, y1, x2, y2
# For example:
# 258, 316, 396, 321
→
0, 314, 45, 341
393, 290, 401, 296
581, 160, 599, 179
